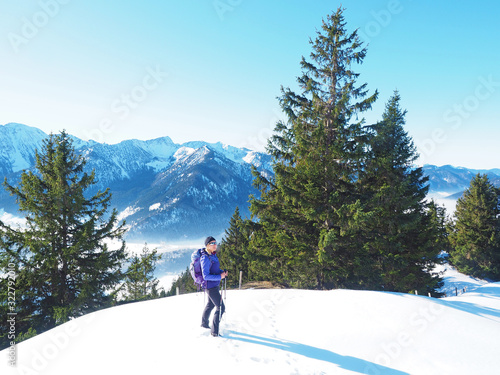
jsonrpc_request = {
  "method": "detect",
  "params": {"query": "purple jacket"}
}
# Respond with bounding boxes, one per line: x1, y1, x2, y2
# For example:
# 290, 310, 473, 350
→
200, 249, 224, 289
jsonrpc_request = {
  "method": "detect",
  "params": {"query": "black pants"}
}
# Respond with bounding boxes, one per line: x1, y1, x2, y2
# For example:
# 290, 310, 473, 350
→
202, 286, 225, 335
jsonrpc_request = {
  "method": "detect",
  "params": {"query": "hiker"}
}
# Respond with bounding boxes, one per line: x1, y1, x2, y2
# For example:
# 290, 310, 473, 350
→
200, 236, 227, 337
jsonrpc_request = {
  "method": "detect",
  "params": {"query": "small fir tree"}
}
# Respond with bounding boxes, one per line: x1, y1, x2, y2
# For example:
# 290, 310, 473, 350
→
448, 174, 500, 279
121, 243, 163, 302
167, 268, 198, 296
218, 207, 252, 287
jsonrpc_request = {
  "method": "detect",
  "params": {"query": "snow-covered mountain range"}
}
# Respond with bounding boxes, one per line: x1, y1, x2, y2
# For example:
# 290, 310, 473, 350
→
0, 123, 272, 241
1, 123, 499, 242
422, 164, 500, 197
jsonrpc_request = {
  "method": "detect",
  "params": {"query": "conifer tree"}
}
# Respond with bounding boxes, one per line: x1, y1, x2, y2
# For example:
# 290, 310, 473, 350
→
362, 91, 444, 293
166, 268, 197, 296
448, 174, 500, 279
218, 207, 252, 287
0, 131, 126, 346
121, 244, 163, 302
249, 7, 377, 288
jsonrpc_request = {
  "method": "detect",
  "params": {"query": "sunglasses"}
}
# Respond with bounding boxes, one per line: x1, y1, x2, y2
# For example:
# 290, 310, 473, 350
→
208, 241, 217, 245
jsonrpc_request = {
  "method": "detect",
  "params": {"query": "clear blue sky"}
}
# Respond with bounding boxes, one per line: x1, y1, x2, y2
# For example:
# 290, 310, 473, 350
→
0, 0, 499, 169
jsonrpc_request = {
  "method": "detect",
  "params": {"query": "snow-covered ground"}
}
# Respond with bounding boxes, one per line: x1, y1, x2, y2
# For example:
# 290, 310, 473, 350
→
435, 262, 488, 298
2, 265, 500, 375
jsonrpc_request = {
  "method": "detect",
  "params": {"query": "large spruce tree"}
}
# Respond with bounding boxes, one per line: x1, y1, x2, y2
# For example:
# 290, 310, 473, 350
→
0, 131, 126, 347
249, 8, 378, 288
448, 174, 500, 279
362, 92, 444, 293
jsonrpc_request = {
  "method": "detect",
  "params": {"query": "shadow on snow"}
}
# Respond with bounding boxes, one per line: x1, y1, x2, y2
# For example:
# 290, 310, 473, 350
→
226, 331, 409, 375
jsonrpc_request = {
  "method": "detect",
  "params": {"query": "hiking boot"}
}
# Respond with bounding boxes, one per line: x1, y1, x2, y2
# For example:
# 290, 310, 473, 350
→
201, 323, 210, 329
211, 332, 220, 337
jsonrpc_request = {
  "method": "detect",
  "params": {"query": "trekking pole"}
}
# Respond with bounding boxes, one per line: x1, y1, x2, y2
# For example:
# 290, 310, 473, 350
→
218, 281, 223, 333
218, 274, 227, 330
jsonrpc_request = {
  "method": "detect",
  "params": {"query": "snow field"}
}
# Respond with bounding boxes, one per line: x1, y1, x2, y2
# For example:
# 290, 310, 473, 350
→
2, 283, 500, 375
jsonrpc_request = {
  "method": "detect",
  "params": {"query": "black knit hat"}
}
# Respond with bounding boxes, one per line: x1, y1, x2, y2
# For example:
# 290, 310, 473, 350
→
204, 236, 216, 246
